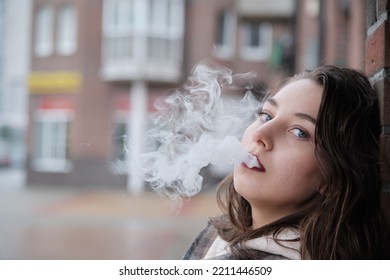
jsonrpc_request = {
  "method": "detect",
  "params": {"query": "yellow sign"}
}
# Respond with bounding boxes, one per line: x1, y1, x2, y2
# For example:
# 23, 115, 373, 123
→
28, 71, 82, 94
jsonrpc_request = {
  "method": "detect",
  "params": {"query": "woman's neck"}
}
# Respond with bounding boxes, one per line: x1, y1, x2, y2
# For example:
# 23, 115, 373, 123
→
250, 204, 298, 229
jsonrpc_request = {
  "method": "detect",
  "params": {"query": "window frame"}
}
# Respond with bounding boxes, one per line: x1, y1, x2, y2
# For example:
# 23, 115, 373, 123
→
102, 0, 184, 69
240, 21, 273, 61
34, 5, 54, 57
215, 9, 236, 59
32, 109, 73, 172
57, 4, 78, 56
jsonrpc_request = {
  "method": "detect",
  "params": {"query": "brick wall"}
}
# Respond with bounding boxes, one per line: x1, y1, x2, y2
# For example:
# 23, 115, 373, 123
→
366, 0, 390, 190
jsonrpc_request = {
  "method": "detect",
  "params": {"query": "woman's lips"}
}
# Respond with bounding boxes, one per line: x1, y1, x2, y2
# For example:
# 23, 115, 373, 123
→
241, 156, 266, 172
240, 162, 265, 172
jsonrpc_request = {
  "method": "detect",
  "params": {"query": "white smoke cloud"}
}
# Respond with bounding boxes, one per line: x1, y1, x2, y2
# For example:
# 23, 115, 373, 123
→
139, 61, 262, 199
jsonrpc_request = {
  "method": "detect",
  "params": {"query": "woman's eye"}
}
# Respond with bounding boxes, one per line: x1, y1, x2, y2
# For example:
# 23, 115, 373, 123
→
291, 128, 309, 139
259, 112, 273, 122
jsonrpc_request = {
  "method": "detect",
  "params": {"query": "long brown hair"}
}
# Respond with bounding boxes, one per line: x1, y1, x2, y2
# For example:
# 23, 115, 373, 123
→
214, 65, 390, 259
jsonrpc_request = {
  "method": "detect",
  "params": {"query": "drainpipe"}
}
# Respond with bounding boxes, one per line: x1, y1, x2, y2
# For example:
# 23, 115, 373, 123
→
127, 0, 147, 193
127, 80, 147, 193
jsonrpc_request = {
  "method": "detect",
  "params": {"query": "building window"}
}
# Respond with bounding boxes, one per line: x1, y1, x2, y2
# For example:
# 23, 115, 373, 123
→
215, 10, 235, 59
35, 5, 54, 57
33, 110, 72, 172
57, 4, 77, 55
240, 21, 272, 61
147, 0, 182, 62
110, 114, 129, 174
103, 0, 135, 61
102, 0, 184, 81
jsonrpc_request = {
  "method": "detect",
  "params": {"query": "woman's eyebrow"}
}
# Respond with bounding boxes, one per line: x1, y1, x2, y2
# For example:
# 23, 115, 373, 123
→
265, 97, 317, 125
265, 97, 278, 107
295, 113, 317, 125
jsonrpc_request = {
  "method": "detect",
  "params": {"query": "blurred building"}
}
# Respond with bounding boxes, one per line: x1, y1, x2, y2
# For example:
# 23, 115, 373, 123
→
27, 0, 186, 190
25, 0, 366, 191
0, 0, 32, 168
295, 0, 366, 72
186, 0, 296, 87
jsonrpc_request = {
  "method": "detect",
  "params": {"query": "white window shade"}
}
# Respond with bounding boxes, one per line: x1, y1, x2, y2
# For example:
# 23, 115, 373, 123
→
57, 4, 77, 55
34, 6, 53, 57
237, 0, 295, 17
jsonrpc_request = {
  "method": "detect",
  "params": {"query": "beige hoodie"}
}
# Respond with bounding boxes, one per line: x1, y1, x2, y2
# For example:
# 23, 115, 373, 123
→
203, 228, 301, 260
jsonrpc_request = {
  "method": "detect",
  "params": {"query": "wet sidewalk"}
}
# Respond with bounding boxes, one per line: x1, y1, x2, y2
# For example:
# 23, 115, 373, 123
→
0, 168, 221, 259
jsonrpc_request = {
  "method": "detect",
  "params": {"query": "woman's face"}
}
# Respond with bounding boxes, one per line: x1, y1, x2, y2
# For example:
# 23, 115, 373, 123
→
234, 79, 323, 220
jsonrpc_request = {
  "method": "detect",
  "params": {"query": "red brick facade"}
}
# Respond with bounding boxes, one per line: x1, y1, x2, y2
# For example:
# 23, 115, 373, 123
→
366, 0, 390, 187
366, 19, 390, 128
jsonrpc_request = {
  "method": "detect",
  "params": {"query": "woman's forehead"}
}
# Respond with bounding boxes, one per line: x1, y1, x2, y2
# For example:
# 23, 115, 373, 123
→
269, 79, 322, 108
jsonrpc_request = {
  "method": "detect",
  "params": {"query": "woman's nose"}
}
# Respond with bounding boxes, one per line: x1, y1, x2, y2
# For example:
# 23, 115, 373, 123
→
251, 126, 273, 150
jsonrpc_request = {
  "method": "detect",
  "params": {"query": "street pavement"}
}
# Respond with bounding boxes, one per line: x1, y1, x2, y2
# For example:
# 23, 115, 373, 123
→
0, 168, 221, 259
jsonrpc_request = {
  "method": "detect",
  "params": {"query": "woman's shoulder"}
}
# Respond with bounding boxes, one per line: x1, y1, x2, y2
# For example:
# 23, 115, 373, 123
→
182, 217, 220, 260
182, 216, 292, 260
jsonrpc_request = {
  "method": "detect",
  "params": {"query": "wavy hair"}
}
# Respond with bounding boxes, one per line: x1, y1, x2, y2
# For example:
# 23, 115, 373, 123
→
214, 65, 390, 259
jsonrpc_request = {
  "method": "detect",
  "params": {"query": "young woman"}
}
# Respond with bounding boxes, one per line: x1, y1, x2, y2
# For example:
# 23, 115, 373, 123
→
183, 65, 390, 260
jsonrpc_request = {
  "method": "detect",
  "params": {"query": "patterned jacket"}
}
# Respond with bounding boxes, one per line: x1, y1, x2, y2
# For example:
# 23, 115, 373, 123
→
182, 217, 299, 260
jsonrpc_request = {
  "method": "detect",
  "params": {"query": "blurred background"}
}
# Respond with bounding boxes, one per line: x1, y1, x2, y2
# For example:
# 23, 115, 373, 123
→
0, 0, 367, 259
